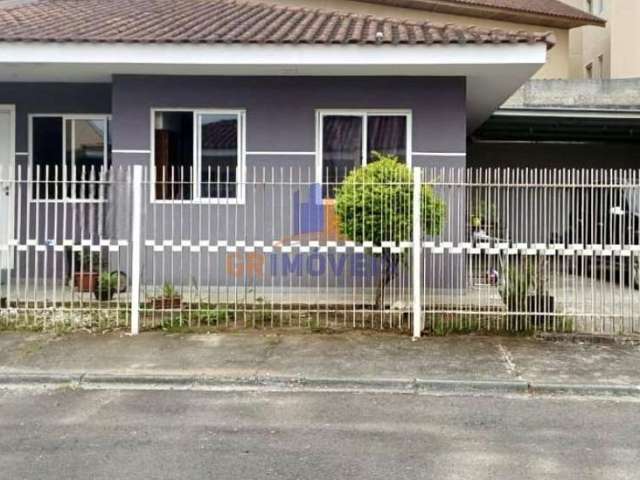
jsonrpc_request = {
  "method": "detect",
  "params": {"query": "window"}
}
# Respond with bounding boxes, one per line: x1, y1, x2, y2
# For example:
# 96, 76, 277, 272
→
31, 115, 111, 201
317, 110, 410, 198
152, 109, 245, 203
586, 0, 593, 13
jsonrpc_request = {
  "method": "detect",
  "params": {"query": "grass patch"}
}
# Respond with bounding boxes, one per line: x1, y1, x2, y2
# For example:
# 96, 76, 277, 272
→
425, 314, 576, 337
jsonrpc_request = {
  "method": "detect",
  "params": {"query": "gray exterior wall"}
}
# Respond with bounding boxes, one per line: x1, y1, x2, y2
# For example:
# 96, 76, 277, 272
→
112, 75, 466, 160
110, 75, 467, 288
3, 77, 467, 290
0, 83, 111, 282
0, 83, 112, 154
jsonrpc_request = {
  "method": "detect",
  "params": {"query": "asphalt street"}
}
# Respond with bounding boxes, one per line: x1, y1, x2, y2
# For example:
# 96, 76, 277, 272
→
1, 388, 639, 480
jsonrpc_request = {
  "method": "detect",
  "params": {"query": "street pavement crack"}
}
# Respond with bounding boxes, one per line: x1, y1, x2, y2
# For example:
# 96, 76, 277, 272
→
497, 343, 523, 380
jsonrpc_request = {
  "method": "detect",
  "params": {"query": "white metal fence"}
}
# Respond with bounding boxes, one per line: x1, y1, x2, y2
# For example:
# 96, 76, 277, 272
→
1, 165, 640, 336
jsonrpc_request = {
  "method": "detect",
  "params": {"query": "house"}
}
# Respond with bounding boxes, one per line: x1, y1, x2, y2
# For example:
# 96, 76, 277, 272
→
0, 0, 615, 323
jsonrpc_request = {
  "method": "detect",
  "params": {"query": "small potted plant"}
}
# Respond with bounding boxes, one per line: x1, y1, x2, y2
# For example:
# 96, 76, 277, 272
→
73, 249, 103, 292
151, 282, 182, 310
94, 271, 119, 301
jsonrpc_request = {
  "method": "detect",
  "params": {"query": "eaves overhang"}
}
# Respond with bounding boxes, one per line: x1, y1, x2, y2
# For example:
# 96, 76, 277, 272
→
0, 41, 548, 132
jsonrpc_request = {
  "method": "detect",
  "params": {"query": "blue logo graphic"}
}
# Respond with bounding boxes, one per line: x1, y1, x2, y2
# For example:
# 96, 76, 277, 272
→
293, 183, 324, 236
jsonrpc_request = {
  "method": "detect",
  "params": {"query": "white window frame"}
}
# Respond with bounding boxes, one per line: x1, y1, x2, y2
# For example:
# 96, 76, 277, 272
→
314, 109, 412, 186
28, 113, 111, 203
150, 108, 246, 204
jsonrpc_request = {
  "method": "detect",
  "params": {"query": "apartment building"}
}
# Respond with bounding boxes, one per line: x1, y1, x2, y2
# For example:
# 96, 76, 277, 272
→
565, 0, 640, 78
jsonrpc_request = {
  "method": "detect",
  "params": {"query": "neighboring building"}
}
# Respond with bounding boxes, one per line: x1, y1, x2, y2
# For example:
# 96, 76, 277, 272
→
564, 0, 640, 79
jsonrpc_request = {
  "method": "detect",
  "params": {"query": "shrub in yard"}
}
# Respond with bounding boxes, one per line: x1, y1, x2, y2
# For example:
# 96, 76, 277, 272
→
94, 271, 119, 301
334, 152, 446, 307
499, 260, 534, 317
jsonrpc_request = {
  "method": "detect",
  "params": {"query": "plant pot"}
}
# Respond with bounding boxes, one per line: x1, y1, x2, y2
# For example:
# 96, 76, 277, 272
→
151, 296, 182, 310
74, 272, 98, 292
94, 288, 115, 302
527, 295, 555, 326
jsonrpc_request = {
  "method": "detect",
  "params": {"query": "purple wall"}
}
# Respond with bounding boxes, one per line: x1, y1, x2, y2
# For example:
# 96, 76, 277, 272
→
0, 82, 111, 153
0, 83, 112, 281
112, 75, 466, 167
2, 77, 467, 287
110, 75, 467, 287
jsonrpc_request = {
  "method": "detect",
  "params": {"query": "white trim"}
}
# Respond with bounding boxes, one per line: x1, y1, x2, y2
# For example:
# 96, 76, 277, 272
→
315, 109, 412, 187
0, 104, 16, 271
28, 113, 112, 203
246, 151, 315, 156
0, 42, 548, 69
150, 108, 246, 205
413, 152, 466, 157
15, 152, 29, 156
113, 149, 151, 154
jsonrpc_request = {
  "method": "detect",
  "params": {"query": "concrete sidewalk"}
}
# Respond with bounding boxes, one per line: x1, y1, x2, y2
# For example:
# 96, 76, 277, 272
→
1, 330, 639, 395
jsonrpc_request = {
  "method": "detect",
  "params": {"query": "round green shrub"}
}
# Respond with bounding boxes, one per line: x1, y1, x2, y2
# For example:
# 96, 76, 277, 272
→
334, 153, 446, 247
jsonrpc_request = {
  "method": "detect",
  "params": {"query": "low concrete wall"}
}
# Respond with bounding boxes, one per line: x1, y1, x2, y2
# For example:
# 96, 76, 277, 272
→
504, 79, 640, 111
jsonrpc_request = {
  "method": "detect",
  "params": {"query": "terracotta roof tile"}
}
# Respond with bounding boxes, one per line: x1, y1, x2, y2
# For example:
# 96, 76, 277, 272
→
358, 0, 605, 28
0, 0, 555, 47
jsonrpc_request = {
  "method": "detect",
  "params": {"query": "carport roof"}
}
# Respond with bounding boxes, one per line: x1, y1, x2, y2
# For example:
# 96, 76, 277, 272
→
475, 109, 640, 144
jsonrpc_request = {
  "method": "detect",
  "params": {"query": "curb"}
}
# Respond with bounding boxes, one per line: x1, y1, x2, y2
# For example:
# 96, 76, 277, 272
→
0, 371, 639, 397
0, 372, 83, 385
529, 383, 640, 397
83, 373, 198, 388
536, 332, 640, 346
416, 379, 529, 395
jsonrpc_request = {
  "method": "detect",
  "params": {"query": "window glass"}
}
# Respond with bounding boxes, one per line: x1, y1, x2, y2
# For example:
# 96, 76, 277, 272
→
199, 113, 238, 199
67, 118, 106, 199
33, 117, 63, 199
154, 111, 193, 200
320, 112, 408, 198
32, 116, 110, 201
367, 115, 407, 164
322, 115, 362, 198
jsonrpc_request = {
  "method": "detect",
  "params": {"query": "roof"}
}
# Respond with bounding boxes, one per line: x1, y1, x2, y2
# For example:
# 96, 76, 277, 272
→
357, 0, 605, 29
0, 0, 555, 47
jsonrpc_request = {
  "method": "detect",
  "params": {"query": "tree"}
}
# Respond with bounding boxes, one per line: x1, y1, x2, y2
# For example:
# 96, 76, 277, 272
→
334, 153, 446, 308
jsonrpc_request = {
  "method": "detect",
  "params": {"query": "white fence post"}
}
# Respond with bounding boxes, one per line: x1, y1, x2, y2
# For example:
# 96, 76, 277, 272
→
130, 165, 143, 335
412, 167, 422, 339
